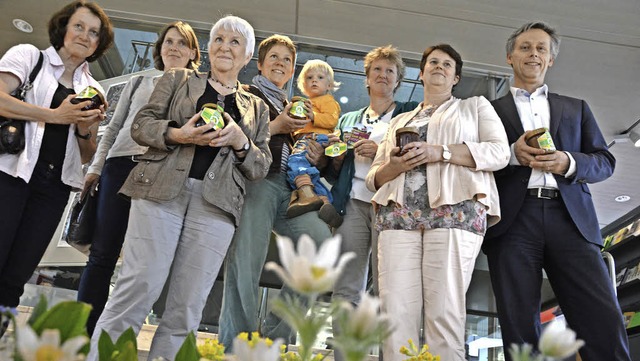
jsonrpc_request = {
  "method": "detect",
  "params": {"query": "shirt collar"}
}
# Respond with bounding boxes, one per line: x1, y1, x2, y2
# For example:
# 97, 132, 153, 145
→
510, 84, 548, 99
44, 46, 91, 75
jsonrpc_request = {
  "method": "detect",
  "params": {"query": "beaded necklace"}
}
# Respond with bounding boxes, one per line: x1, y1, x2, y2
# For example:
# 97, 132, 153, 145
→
364, 101, 395, 124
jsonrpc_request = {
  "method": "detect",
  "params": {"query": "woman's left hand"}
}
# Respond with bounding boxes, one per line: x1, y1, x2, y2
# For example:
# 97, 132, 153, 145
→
401, 141, 441, 167
306, 139, 327, 169
209, 112, 248, 149
353, 139, 378, 159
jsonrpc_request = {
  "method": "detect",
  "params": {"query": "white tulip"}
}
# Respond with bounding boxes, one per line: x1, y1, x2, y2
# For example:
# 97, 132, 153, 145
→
265, 234, 356, 295
538, 319, 585, 359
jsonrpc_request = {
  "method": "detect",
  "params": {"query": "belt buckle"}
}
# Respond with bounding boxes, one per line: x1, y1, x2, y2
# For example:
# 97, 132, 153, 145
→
537, 188, 552, 200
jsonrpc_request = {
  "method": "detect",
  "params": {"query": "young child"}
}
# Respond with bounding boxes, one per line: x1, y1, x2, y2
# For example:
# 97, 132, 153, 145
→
287, 59, 342, 227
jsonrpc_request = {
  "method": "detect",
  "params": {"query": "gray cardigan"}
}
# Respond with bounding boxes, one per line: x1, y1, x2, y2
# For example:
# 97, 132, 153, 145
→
119, 68, 272, 226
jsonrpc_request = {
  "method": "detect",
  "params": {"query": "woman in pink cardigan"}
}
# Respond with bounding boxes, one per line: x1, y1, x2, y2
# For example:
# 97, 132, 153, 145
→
365, 44, 510, 361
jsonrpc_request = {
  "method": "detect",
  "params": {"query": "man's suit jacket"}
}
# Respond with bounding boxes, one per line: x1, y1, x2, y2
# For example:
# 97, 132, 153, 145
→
484, 93, 615, 246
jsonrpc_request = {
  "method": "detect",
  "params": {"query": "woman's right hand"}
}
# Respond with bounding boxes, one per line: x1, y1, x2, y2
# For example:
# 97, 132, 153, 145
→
51, 94, 104, 125
167, 113, 221, 146
270, 103, 310, 135
81, 172, 100, 199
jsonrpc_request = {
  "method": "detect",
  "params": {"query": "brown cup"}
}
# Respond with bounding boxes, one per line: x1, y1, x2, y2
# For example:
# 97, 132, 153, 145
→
525, 127, 556, 152
396, 126, 419, 155
70, 86, 105, 111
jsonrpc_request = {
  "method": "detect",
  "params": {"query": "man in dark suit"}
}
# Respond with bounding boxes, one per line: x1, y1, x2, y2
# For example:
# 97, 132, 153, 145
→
484, 21, 632, 361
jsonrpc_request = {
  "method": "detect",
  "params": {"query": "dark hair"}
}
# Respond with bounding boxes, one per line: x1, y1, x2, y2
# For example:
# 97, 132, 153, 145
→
419, 44, 463, 89
257, 34, 296, 67
506, 21, 561, 59
152, 21, 201, 71
364, 45, 406, 92
48, 0, 114, 63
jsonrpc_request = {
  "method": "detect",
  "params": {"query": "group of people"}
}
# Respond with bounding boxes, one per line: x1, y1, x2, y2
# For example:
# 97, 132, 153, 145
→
0, 1, 632, 361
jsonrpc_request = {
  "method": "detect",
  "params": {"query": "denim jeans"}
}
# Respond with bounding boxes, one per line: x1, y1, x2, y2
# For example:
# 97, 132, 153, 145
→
218, 173, 332, 351
0, 159, 71, 307
77, 156, 137, 335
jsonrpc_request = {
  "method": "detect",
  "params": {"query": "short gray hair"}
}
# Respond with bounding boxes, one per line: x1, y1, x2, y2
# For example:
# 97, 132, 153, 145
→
208, 15, 255, 58
506, 21, 561, 60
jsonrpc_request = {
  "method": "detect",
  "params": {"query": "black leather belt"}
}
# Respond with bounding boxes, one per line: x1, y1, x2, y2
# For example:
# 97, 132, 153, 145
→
527, 188, 559, 199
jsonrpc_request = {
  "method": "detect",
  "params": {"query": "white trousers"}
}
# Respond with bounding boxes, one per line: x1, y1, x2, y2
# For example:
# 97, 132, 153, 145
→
87, 179, 235, 361
378, 228, 482, 361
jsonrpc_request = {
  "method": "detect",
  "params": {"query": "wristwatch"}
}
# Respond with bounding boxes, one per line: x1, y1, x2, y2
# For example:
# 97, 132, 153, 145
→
442, 144, 451, 162
75, 128, 91, 140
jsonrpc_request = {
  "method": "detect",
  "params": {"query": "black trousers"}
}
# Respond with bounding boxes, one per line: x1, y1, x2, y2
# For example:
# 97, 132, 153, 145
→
77, 156, 137, 335
485, 196, 631, 361
0, 160, 71, 307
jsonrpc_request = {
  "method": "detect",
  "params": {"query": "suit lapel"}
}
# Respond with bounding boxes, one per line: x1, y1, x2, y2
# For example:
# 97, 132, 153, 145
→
548, 93, 563, 140
496, 95, 525, 136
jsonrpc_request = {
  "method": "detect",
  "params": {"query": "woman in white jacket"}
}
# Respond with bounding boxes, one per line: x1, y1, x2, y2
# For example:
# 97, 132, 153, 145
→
0, 0, 112, 324
365, 44, 510, 361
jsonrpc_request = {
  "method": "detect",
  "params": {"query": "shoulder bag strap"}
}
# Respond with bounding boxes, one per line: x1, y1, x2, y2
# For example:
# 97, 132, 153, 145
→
16, 51, 44, 100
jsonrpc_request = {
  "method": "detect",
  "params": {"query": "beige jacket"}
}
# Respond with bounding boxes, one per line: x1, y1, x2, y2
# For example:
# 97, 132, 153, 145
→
119, 69, 272, 226
365, 96, 509, 227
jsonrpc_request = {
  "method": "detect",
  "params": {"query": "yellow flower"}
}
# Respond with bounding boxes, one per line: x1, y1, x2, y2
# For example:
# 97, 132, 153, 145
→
233, 332, 282, 361
16, 327, 87, 361
197, 338, 225, 361
265, 235, 356, 295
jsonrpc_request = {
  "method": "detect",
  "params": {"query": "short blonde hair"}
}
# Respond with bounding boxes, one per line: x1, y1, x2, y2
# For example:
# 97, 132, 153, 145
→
297, 59, 341, 95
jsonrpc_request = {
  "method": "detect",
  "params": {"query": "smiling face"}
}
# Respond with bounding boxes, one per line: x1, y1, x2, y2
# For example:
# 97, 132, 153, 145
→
258, 44, 295, 89
62, 7, 101, 60
507, 28, 555, 92
160, 27, 196, 70
366, 58, 399, 98
208, 28, 252, 76
419, 49, 459, 91
303, 69, 331, 98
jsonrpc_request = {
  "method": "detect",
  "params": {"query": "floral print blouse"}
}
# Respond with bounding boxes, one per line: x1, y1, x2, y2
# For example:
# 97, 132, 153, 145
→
375, 107, 487, 236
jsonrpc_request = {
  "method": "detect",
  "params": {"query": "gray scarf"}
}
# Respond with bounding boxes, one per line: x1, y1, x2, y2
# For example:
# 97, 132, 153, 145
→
252, 75, 287, 113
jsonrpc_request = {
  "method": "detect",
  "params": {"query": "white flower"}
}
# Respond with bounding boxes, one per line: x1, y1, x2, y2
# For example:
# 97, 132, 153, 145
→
342, 293, 388, 338
16, 326, 88, 361
233, 335, 283, 361
538, 319, 585, 359
265, 234, 356, 295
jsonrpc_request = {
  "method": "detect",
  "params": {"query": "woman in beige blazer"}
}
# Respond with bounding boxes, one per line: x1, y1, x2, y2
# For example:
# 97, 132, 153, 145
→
365, 44, 509, 361
87, 15, 271, 361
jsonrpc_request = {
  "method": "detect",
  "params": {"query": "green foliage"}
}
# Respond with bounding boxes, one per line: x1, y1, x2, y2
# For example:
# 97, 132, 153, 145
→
97, 327, 138, 361
174, 332, 200, 361
26, 295, 48, 327
30, 300, 91, 343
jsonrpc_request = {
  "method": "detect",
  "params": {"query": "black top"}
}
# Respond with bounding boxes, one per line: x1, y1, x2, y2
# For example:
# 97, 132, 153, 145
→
188, 81, 241, 179
38, 83, 74, 168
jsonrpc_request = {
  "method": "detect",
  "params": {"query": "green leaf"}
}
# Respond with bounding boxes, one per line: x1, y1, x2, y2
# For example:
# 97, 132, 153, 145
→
113, 340, 138, 361
31, 301, 91, 342
115, 328, 137, 352
97, 330, 116, 361
27, 294, 48, 327
174, 332, 200, 361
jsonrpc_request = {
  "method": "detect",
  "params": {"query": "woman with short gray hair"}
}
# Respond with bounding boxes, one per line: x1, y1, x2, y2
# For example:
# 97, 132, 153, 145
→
86, 15, 271, 361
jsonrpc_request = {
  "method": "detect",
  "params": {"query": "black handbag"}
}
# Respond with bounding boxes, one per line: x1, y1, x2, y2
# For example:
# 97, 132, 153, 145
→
63, 191, 98, 254
0, 52, 44, 154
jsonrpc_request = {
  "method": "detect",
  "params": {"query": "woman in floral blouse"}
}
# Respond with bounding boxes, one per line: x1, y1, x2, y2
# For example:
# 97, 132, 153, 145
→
365, 44, 510, 361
